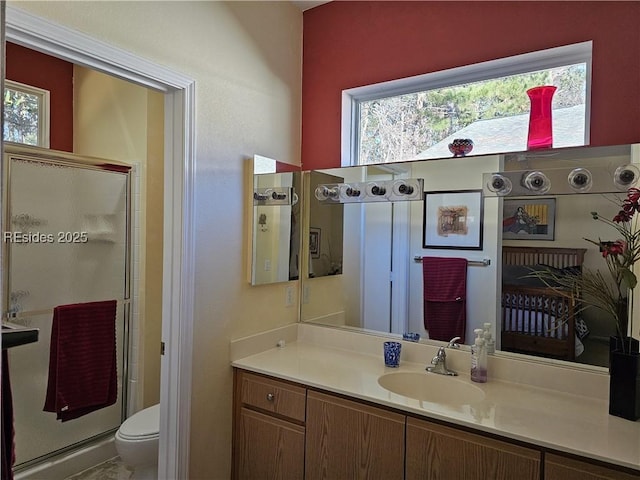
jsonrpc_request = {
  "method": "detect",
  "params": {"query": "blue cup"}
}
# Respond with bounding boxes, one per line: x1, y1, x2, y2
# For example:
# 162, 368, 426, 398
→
402, 332, 421, 342
383, 341, 402, 367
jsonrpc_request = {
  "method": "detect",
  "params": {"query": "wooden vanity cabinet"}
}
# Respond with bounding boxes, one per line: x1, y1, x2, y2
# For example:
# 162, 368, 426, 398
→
233, 369, 639, 480
545, 453, 640, 480
232, 370, 306, 480
406, 417, 541, 480
305, 390, 405, 480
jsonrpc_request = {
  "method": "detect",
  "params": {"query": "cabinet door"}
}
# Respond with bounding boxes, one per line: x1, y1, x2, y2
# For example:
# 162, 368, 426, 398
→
406, 417, 540, 480
305, 390, 405, 480
235, 407, 305, 480
545, 453, 640, 480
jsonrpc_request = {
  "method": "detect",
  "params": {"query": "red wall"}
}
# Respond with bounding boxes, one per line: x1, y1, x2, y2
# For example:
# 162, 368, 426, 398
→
6, 42, 74, 152
301, 1, 640, 170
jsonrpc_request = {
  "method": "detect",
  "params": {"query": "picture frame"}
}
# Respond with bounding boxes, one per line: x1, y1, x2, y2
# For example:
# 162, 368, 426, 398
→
502, 197, 556, 240
423, 189, 483, 250
309, 227, 321, 258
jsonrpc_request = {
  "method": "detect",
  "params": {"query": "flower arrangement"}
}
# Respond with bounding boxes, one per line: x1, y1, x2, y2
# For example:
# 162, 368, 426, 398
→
530, 188, 640, 353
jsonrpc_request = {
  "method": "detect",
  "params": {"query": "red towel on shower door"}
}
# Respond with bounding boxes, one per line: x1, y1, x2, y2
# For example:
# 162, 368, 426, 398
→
423, 257, 467, 343
44, 300, 118, 422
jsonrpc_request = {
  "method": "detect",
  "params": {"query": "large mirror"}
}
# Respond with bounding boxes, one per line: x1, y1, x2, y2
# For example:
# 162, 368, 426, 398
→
249, 155, 301, 285
300, 143, 639, 368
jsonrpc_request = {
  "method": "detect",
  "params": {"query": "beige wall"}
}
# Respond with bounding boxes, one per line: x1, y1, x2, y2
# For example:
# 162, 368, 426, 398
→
13, 1, 303, 478
73, 66, 164, 409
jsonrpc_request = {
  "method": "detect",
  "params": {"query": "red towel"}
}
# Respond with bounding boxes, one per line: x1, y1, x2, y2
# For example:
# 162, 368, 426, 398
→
1, 350, 14, 480
44, 300, 117, 422
423, 257, 467, 343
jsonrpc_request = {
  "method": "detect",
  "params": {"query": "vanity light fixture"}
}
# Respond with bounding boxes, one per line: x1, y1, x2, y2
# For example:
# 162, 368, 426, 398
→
522, 170, 551, 194
253, 187, 292, 205
567, 168, 593, 193
613, 164, 640, 190
486, 174, 513, 196
315, 178, 424, 204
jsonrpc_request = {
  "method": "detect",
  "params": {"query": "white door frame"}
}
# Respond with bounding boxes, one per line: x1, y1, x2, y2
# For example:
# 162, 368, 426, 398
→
5, 7, 195, 479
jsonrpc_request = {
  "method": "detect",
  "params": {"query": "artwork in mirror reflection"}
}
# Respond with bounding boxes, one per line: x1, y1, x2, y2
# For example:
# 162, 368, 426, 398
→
300, 144, 638, 369
250, 155, 301, 285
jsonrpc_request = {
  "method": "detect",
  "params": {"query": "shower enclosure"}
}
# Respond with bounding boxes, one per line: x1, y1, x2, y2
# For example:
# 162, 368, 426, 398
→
2, 146, 131, 470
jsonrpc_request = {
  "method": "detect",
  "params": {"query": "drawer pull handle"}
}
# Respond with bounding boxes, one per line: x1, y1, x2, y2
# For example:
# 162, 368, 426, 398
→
266, 393, 275, 402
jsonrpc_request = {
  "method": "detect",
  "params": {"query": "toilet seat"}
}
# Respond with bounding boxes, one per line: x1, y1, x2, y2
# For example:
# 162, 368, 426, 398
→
118, 404, 160, 440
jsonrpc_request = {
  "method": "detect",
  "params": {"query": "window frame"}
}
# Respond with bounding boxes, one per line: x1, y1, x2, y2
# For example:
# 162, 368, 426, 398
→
4, 79, 51, 148
341, 41, 592, 166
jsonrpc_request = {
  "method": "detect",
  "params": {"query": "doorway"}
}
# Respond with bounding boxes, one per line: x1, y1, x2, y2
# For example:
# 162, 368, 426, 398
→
5, 6, 195, 479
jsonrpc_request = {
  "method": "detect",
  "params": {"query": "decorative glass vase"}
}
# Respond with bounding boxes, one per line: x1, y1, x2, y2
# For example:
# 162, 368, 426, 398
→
526, 86, 557, 150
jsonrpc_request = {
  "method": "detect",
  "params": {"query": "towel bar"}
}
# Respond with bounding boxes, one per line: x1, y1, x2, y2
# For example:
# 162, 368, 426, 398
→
3, 298, 131, 320
413, 256, 491, 267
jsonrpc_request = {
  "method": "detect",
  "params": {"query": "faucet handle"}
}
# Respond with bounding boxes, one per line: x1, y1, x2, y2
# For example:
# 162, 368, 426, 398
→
447, 337, 462, 349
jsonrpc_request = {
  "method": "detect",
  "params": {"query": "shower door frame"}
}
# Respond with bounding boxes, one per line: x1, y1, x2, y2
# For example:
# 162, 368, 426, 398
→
4, 7, 197, 479
3, 145, 133, 468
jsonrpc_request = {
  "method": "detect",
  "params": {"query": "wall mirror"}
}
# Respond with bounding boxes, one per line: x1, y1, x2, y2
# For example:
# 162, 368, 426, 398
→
306, 170, 344, 278
300, 143, 639, 369
249, 155, 301, 285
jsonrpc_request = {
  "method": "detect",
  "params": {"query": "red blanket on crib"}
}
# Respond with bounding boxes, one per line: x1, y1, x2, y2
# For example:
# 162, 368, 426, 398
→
44, 300, 118, 422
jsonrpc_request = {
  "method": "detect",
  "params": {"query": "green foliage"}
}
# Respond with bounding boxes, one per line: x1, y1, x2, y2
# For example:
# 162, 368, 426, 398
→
4, 88, 40, 145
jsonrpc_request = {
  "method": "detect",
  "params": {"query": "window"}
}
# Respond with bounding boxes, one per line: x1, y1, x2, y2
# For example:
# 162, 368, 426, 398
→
342, 42, 591, 166
4, 80, 50, 147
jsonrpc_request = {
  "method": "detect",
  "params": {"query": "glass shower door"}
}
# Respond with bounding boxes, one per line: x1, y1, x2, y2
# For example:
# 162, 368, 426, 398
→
4, 152, 131, 467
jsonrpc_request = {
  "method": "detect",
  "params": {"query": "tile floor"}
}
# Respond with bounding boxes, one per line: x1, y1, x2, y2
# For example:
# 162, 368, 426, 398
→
64, 457, 132, 480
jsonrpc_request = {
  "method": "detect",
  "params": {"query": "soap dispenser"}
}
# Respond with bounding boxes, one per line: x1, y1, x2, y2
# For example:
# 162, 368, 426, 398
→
471, 328, 487, 383
483, 322, 495, 355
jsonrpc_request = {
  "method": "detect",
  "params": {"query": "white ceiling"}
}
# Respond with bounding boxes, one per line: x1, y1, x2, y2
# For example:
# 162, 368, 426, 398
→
290, 1, 331, 11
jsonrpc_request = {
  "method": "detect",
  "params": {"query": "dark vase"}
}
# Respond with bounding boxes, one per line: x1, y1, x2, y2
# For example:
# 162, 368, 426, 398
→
609, 348, 640, 421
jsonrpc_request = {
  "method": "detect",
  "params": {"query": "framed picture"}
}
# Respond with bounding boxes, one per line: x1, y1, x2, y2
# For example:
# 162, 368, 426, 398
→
423, 190, 483, 250
503, 198, 556, 240
309, 227, 321, 258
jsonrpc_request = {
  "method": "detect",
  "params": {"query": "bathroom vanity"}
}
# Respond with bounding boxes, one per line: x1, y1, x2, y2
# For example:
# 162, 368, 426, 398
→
231, 327, 640, 480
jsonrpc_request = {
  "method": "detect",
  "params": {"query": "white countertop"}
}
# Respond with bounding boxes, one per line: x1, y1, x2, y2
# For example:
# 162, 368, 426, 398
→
232, 340, 640, 472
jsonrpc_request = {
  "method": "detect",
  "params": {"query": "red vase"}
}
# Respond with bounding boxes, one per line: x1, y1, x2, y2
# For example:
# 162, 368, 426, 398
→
526, 86, 557, 150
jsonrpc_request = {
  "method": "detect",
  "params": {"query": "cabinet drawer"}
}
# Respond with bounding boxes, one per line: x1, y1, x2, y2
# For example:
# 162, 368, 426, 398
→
240, 371, 306, 422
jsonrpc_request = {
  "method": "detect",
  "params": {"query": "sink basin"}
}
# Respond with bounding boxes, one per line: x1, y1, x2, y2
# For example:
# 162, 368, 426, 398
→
378, 371, 485, 405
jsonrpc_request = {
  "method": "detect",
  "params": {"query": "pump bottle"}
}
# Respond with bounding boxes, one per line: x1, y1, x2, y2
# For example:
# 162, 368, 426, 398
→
471, 328, 487, 383
483, 322, 495, 355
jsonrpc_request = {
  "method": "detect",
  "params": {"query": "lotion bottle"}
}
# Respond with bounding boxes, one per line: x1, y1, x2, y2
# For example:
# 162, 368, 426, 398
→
471, 328, 487, 383
483, 322, 495, 355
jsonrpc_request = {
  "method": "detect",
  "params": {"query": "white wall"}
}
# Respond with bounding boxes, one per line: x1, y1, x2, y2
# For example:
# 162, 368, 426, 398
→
9, 2, 303, 478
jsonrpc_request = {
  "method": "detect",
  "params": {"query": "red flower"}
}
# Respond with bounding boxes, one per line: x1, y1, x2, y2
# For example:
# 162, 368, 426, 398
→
618, 187, 640, 222
601, 240, 626, 257
614, 209, 633, 223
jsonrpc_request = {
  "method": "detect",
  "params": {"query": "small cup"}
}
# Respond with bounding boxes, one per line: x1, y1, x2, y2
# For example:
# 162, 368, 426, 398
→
383, 341, 402, 368
402, 332, 421, 342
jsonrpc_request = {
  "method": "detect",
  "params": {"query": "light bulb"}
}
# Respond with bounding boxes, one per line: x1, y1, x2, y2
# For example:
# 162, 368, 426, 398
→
487, 174, 512, 196
339, 184, 362, 201
366, 182, 387, 197
522, 171, 550, 194
393, 180, 415, 196
567, 168, 593, 193
614, 164, 639, 190
314, 185, 338, 201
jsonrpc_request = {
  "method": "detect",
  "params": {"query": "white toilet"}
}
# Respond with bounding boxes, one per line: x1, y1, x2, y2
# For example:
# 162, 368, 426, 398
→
115, 404, 160, 479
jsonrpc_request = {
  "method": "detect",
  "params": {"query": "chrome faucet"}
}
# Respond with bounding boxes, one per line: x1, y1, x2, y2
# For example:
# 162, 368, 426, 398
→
426, 337, 460, 376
